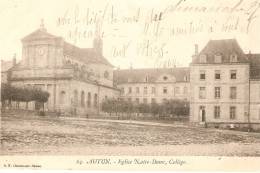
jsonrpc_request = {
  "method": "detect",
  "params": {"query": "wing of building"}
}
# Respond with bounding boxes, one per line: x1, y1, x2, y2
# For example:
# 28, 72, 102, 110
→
114, 67, 190, 104
190, 39, 260, 126
8, 23, 119, 116
3, 23, 260, 125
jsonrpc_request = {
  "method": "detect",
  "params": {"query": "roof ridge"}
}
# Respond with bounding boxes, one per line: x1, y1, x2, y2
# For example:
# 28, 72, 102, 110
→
117, 67, 189, 71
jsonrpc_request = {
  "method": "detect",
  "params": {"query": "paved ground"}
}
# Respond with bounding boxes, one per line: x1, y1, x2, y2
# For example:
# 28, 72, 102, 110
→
1, 112, 260, 156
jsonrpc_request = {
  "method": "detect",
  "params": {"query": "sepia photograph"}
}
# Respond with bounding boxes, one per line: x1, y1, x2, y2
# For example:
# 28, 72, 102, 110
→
1, 0, 260, 171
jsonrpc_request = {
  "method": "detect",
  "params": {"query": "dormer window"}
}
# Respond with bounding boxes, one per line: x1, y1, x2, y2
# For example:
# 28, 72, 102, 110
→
214, 54, 222, 63
199, 54, 207, 63
230, 54, 237, 62
163, 76, 168, 81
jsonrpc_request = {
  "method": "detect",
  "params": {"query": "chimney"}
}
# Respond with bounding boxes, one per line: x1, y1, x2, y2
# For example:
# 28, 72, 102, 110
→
195, 44, 198, 55
13, 53, 16, 66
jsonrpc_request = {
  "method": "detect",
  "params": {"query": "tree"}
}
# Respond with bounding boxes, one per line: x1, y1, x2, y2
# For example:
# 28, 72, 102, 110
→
150, 102, 160, 117
1, 83, 50, 113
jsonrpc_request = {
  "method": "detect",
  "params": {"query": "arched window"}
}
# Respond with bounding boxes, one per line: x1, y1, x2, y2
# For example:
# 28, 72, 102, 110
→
73, 90, 78, 106
87, 92, 91, 108
81, 91, 85, 107
94, 93, 98, 108
59, 91, 66, 104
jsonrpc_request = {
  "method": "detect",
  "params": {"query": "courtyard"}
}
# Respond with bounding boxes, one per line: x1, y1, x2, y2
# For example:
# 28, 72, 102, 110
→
1, 111, 260, 156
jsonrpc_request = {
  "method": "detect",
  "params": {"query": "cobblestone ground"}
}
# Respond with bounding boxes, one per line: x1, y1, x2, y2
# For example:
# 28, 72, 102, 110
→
1, 112, 260, 156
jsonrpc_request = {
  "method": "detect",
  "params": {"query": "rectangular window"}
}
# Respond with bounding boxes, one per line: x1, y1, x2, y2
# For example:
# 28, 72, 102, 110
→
230, 106, 236, 119
163, 87, 167, 94
230, 70, 237, 79
144, 87, 148, 95
151, 98, 156, 103
135, 98, 139, 104
136, 87, 140, 94
230, 87, 237, 99
215, 70, 221, 80
215, 87, 221, 99
151, 87, 156, 94
199, 87, 206, 99
214, 106, 220, 119
128, 87, 132, 94
200, 71, 206, 80
143, 98, 147, 104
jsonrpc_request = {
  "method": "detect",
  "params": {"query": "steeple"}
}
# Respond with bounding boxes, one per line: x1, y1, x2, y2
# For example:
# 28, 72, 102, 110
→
93, 19, 103, 54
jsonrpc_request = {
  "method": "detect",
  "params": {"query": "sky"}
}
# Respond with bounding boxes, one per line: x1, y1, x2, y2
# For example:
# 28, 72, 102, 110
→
0, 0, 260, 69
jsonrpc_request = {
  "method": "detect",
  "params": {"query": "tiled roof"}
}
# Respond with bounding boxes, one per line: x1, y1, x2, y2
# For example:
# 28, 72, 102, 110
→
192, 39, 248, 64
114, 67, 190, 84
63, 42, 112, 66
247, 54, 260, 80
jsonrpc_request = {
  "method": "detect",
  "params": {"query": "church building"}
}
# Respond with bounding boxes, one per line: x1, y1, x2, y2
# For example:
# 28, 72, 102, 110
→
8, 21, 120, 116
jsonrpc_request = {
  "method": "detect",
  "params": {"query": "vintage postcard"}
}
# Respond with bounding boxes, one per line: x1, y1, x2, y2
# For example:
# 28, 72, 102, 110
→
1, 0, 260, 171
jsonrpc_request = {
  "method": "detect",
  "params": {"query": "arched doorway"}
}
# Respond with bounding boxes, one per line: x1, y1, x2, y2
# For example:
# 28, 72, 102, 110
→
81, 91, 85, 107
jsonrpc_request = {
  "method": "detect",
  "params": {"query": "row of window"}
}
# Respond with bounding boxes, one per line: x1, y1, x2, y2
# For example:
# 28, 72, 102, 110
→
127, 75, 188, 83
199, 54, 237, 63
121, 86, 188, 95
60, 90, 103, 108
123, 97, 172, 104
199, 70, 237, 80
213, 106, 236, 119
200, 105, 236, 120
199, 86, 237, 99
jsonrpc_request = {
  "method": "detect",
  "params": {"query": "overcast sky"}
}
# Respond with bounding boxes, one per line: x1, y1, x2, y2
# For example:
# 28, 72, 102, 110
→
1, 0, 260, 69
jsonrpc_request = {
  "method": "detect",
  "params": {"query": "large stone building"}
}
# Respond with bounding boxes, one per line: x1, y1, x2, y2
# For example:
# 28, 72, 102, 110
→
190, 39, 260, 124
114, 68, 190, 104
8, 22, 119, 115
115, 39, 260, 126
2, 21, 260, 125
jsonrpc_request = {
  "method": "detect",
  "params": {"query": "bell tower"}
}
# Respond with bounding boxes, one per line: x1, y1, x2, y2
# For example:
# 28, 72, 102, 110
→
93, 19, 103, 54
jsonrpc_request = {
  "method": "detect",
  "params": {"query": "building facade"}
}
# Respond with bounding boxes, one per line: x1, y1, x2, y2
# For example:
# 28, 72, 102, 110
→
190, 39, 260, 124
2, 22, 260, 124
114, 68, 190, 104
8, 22, 119, 116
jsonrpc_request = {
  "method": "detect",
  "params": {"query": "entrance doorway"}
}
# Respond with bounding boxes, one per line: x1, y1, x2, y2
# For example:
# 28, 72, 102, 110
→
199, 106, 206, 122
